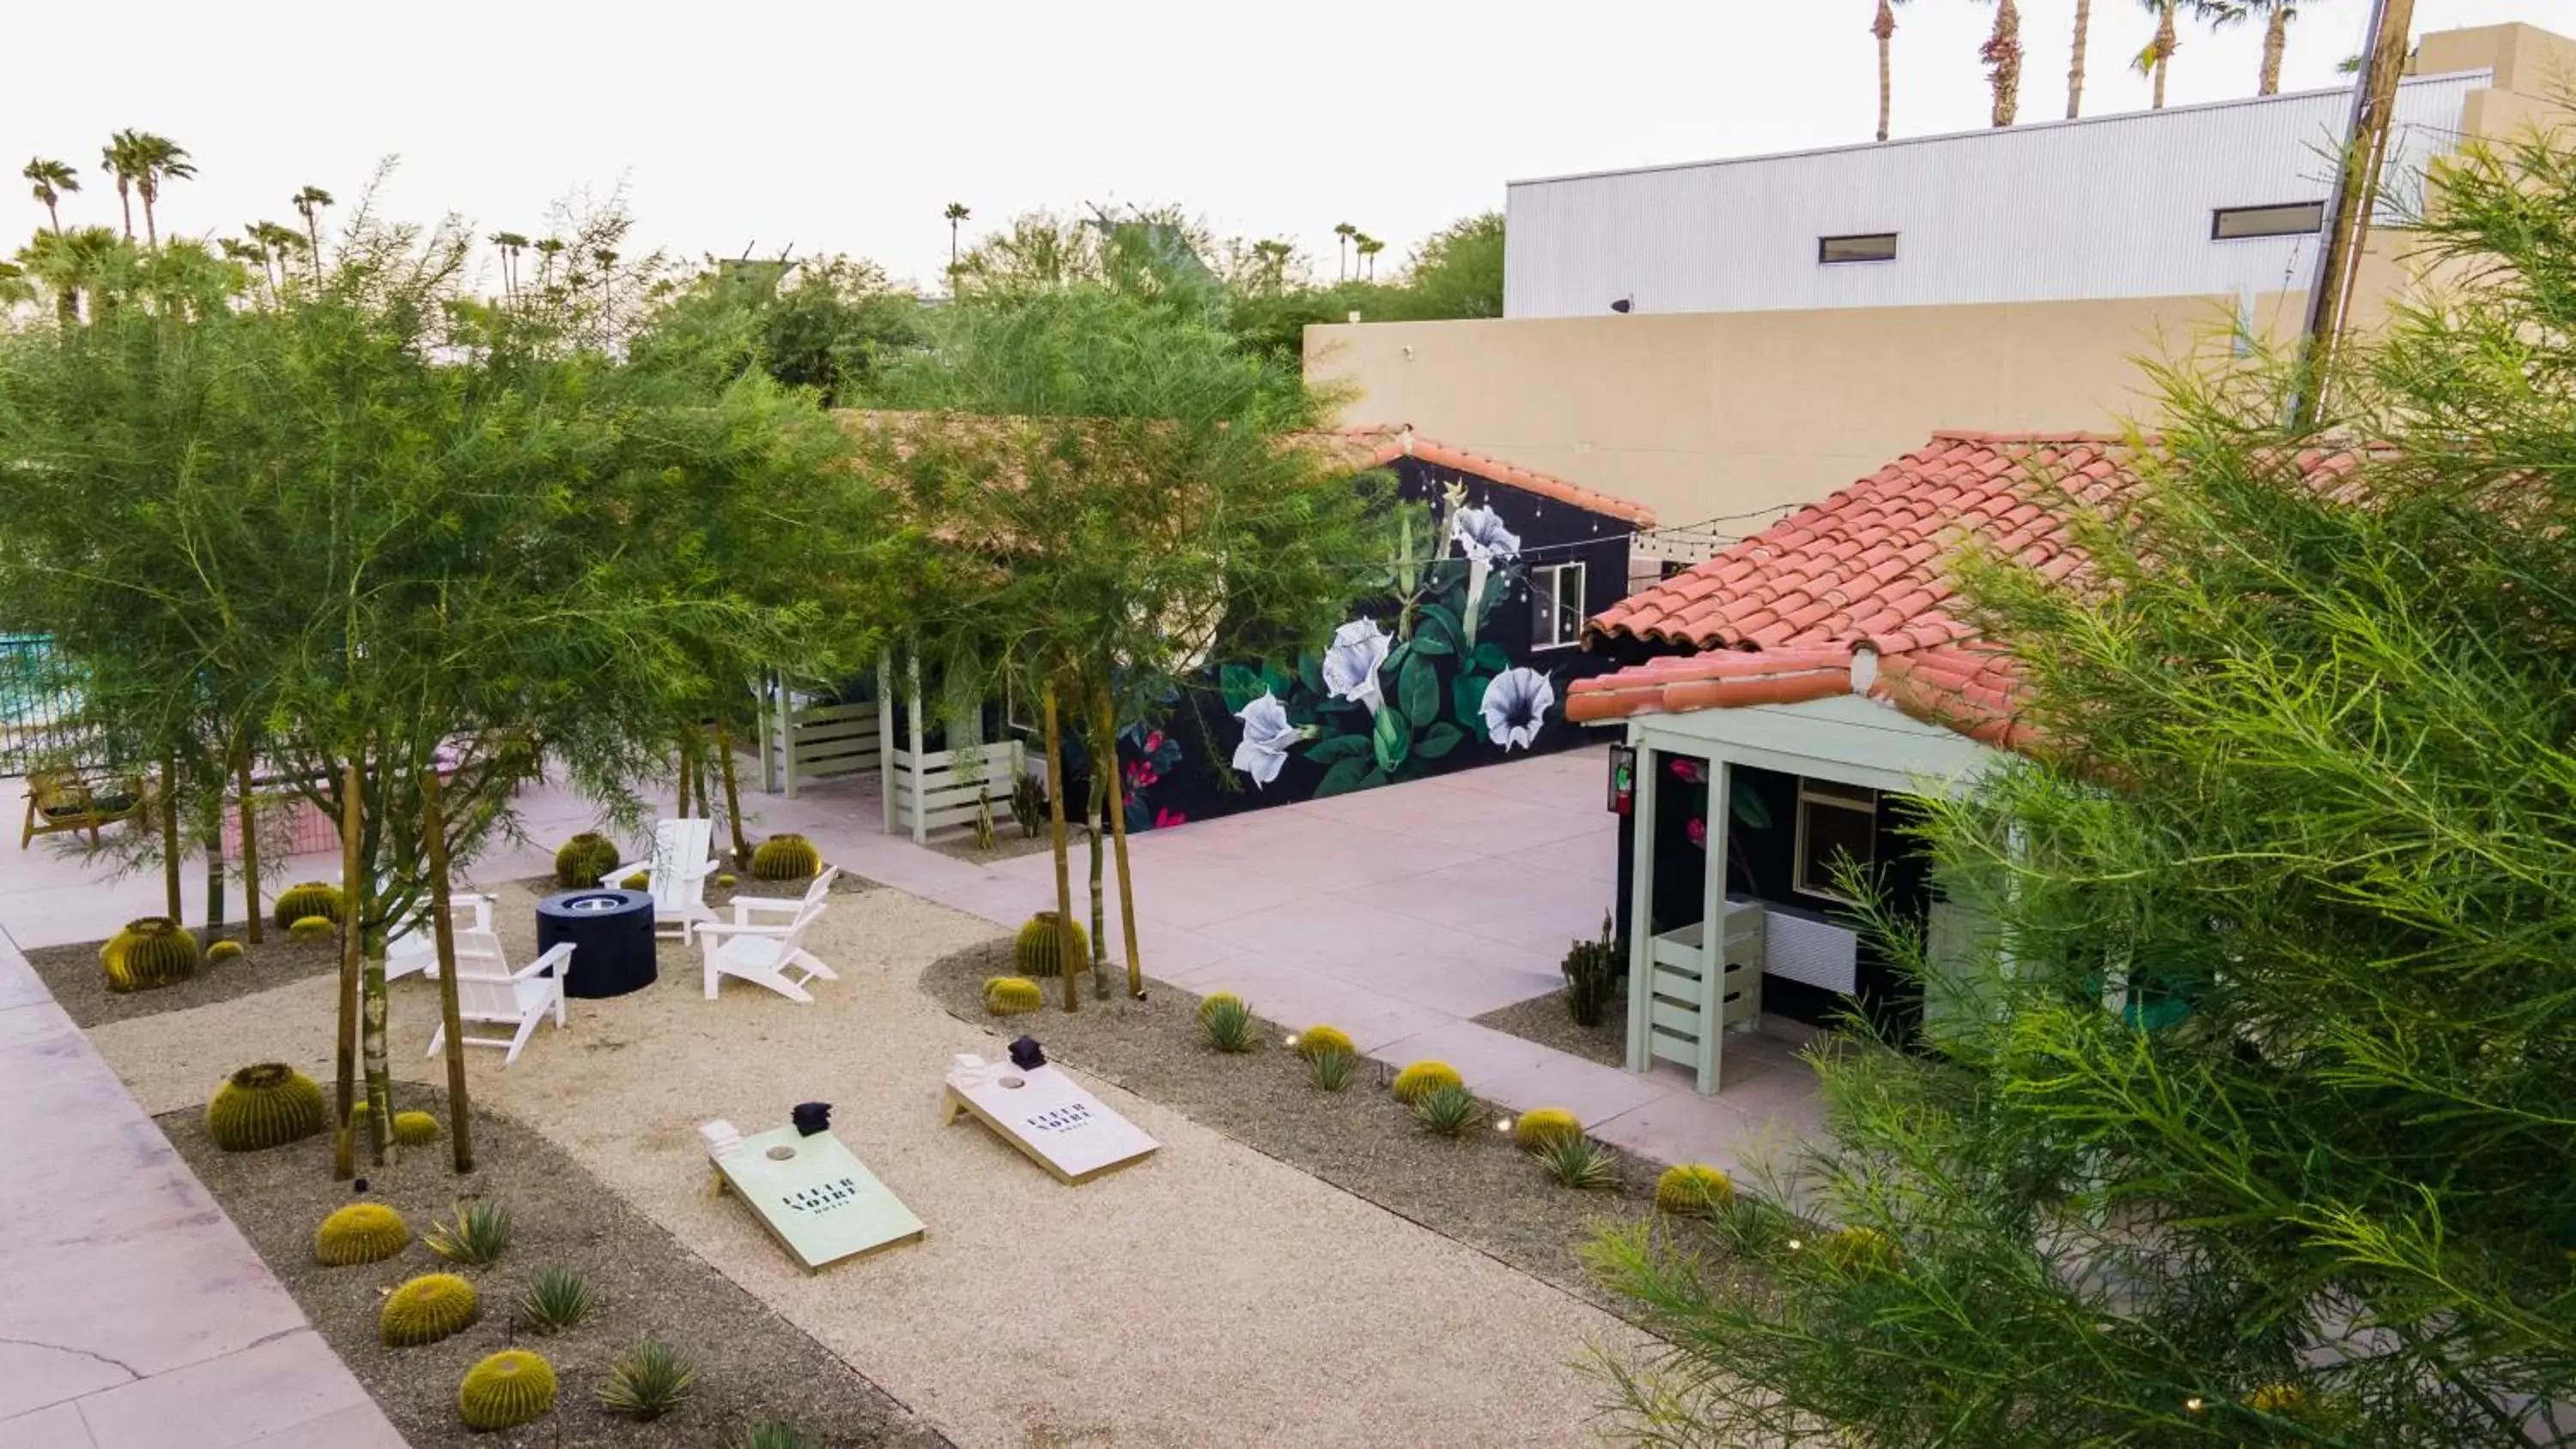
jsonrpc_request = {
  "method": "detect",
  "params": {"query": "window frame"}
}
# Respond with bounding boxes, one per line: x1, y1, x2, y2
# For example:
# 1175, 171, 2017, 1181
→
2209, 201, 2326, 241
1818, 232, 1899, 265
1792, 779, 1879, 905
1530, 559, 1589, 652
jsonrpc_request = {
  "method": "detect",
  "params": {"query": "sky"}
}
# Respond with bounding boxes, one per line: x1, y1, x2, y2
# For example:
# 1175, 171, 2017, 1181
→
6, 1, 2566, 293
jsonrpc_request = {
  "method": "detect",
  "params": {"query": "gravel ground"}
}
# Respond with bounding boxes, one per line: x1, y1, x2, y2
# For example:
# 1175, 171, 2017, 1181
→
27, 923, 340, 1028
927, 828, 1055, 865
1472, 991, 1630, 1070
166, 1086, 945, 1449
89, 880, 1646, 1449
516, 869, 880, 909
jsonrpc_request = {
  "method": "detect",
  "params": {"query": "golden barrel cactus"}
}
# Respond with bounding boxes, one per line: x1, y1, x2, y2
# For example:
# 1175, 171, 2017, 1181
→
1012, 912, 1086, 979
983, 976, 1043, 1016
1195, 991, 1242, 1022
1391, 1060, 1463, 1105
458, 1349, 556, 1430
1293, 1024, 1355, 1061
205, 1064, 327, 1151
750, 833, 821, 880
288, 915, 334, 943
552, 833, 621, 888
1653, 1163, 1735, 1216
1821, 1226, 1901, 1276
392, 1110, 443, 1147
101, 917, 199, 992
314, 1203, 410, 1265
207, 939, 244, 964
270, 881, 342, 930
380, 1272, 480, 1346
1511, 1107, 1583, 1153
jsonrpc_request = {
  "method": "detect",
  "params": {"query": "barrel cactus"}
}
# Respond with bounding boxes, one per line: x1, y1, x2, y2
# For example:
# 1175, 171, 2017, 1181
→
205, 1064, 327, 1151
1293, 1024, 1355, 1061
314, 1202, 411, 1265
1821, 1226, 1901, 1276
381, 1271, 481, 1346
207, 939, 244, 965
289, 915, 337, 943
1653, 1163, 1736, 1216
553, 833, 621, 888
1512, 1107, 1583, 1153
1391, 1060, 1464, 1105
1012, 912, 1087, 979
750, 832, 821, 881
392, 1110, 443, 1147
458, 1349, 556, 1430
984, 976, 1043, 1016
270, 881, 342, 930
101, 917, 199, 992
1195, 991, 1243, 1023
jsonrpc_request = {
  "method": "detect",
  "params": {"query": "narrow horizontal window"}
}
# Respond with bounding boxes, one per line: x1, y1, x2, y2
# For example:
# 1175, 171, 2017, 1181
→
1818, 232, 1899, 264
2211, 202, 2324, 240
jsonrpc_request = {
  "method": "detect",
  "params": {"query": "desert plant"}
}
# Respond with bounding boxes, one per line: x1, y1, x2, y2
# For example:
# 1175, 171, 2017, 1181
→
619, 870, 649, 889
392, 1109, 442, 1146
207, 938, 243, 964
1512, 1107, 1583, 1153
270, 881, 341, 928
101, 916, 198, 992
1653, 1163, 1736, 1216
313, 1202, 410, 1265
553, 833, 621, 888
381, 1271, 481, 1346
204, 1063, 326, 1150
1199, 996, 1259, 1052
1411, 1083, 1482, 1137
1820, 1226, 1901, 1276
597, 1338, 698, 1421
1390, 1059, 1463, 1105
1308, 1046, 1358, 1091
288, 915, 334, 943
425, 1200, 513, 1266
459, 1349, 557, 1429
1292, 1024, 1354, 1060
1009, 770, 1045, 839
736, 1422, 811, 1449
1537, 1132, 1623, 1191
1562, 911, 1620, 1028
983, 975, 1043, 1016
515, 1265, 595, 1334
749, 833, 820, 880
715, 872, 738, 888
1012, 911, 1086, 979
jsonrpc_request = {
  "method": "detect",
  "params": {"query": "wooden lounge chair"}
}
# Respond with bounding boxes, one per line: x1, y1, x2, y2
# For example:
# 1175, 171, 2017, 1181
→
385, 894, 498, 983
697, 894, 835, 1003
20, 767, 142, 849
423, 929, 574, 1067
604, 817, 721, 943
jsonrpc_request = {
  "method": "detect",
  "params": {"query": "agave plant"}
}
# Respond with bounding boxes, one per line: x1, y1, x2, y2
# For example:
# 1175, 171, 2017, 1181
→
1199, 996, 1260, 1053
1411, 1083, 1483, 1138
598, 1338, 698, 1421
425, 1199, 513, 1266
1537, 1132, 1624, 1191
1308, 1046, 1358, 1092
515, 1265, 594, 1334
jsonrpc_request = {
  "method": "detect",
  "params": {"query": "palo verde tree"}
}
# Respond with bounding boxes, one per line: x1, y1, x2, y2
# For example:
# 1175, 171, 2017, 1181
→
1589, 124, 2576, 1447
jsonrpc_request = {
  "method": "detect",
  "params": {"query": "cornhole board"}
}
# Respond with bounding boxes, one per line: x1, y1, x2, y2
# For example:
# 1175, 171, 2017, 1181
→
703, 1123, 923, 1270
940, 1054, 1157, 1185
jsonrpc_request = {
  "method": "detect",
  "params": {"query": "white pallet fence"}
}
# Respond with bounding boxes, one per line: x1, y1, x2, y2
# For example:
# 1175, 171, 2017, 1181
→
890, 740, 1024, 842
1634, 900, 1765, 1095
759, 696, 883, 799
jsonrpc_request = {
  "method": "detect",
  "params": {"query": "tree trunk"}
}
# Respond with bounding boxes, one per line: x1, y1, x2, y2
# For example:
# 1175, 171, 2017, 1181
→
142, 196, 157, 251
419, 762, 474, 1173
353, 758, 389, 1166
235, 747, 262, 943
1986, 0, 2022, 128
2153, 3, 2175, 109
2259, 7, 2287, 95
675, 726, 696, 818
715, 716, 749, 865
1097, 682, 1145, 998
1042, 685, 1079, 1012
155, 756, 182, 921
1873, 3, 1896, 142
331, 758, 361, 1181
2067, 0, 2090, 118
1086, 752, 1109, 1002
203, 841, 225, 937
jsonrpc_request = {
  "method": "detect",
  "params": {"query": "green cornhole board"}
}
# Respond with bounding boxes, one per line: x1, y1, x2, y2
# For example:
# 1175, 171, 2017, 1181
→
712, 1125, 924, 1270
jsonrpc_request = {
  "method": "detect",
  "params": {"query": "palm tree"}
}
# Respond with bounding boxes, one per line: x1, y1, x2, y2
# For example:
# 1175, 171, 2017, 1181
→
489, 230, 528, 301
125, 133, 193, 249
17, 225, 125, 324
1871, 0, 1916, 142
251, 221, 305, 292
2229, 1, 2301, 95
1980, 0, 2025, 126
23, 158, 78, 233
2067, 0, 2093, 118
2133, 0, 2180, 109
291, 185, 332, 281
944, 203, 970, 276
100, 130, 144, 239
0, 260, 31, 311
1357, 235, 1385, 281
1333, 221, 1357, 281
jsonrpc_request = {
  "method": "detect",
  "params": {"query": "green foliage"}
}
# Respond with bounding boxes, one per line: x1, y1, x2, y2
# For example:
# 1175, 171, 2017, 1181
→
206, 939, 243, 964
749, 833, 820, 881
515, 1265, 595, 1335
1012, 912, 1085, 979
424, 1200, 512, 1267
204, 1064, 325, 1151
1198, 995, 1260, 1053
735, 1422, 811, 1449
1561, 912, 1620, 1028
983, 975, 1043, 1016
1510, 1107, 1583, 1153
1652, 1164, 1735, 1217
458, 1349, 556, 1429
714, 872, 738, 888
391, 1110, 442, 1147
1389, 1060, 1462, 1105
380, 1272, 480, 1346
287, 915, 333, 943
313, 1202, 410, 1265
1009, 771, 1046, 839
1194, 991, 1242, 1022
554, 834, 621, 888
1817, 1226, 1900, 1277
597, 1338, 698, 1421
1306, 1046, 1358, 1092
1292, 1024, 1353, 1061
270, 881, 340, 929
101, 916, 198, 992
1535, 1133, 1622, 1191
1224, 212, 1505, 367
1409, 1083, 1481, 1138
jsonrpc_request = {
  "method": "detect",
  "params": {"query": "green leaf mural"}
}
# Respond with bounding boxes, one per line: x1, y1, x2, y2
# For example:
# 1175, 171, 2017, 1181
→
1220, 663, 1267, 714
1398, 652, 1438, 726
1315, 755, 1373, 797
1472, 641, 1510, 675
1305, 734, 1370, 765
1417, 721, 1465, 759
1372, 703, 1410, 773
1453, 672, 1493, 732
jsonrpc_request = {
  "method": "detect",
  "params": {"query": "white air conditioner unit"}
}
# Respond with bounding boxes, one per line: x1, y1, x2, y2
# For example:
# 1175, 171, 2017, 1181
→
1764, 910, 1859, 995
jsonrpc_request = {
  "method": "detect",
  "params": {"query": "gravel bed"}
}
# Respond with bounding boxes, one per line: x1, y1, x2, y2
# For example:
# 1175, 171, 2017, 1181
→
27, 924, 339, 1028
1472, 988, 1630, 1070
165, 1086, 947, 1449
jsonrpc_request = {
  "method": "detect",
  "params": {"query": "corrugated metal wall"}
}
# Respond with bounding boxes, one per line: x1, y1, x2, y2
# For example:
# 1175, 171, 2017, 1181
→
1504, 74, 2485, 319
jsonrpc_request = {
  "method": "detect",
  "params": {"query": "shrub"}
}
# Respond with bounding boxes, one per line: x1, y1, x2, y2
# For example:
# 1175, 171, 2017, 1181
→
1199, 996, 1260, 1053
392, 1110, 442, 1147
598, 1338, 698, 1421
381, 1272, 480, 1346
1308, 1047, 1358, 1092
1009, 771, 1045, 840
101, 916, 199, 992
750, 833, 821, 881
425, 1200, 513, 1266
1562, 911, 1620, 1028
207, 939, 243, 964
1411, 1083, 1483, 1137
313, 1202, 410, 1265
1511, 1107, 1583, 1153
459, 1349, 556, 1430
205, 1064, 326, 1151
552, 833, 620, 888
1537, 1133, 1623, 1191
288, 915, 334, 943
738, 1422, 811, 1449
1390, 1059, 1463, 1105
1653, 1163, 1736, 1217
516, 1265, 594, 1335
1012, 911, 1086, 979
983, 976, 1043, 1016
1292, 1024, 1354, 1061
270, 881, 341, 929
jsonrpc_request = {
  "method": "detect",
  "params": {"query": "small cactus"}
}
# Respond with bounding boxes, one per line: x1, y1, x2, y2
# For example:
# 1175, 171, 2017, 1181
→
101, 916, 199, 992
619, 870, 649, 890
1293, 1024, 1354, 1061
984, 976, 1044, 1016
1512, 1107, 1583, 1152
1654, 1163, 1736, 1216
1821, 1226, 1901, 1276
392, 1110, 443, 1147
271, 881, 342, 929
381, 1271, 480, 1346
207, 939, 244, 964
714, 872, 738, 889
1009, 771, 1046, 839
554, 833, 622, 888
458, 1349, 556, 1429
1195, 991, 1243, 1022
314, 1203, 411, 1265
1012, 912, 1086, 979
288, 915, 334, 943
750, 833, 821, 881
205, 1064, 327, 1151
1391, 1059, 1463, 1105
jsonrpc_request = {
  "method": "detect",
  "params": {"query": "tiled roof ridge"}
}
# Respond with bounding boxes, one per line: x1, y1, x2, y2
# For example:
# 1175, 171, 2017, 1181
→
1331, 424, 1661, 529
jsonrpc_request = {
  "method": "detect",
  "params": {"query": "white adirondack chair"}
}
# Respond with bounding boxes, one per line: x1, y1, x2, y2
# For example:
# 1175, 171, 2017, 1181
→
385, 894, 497, 983
697, 894, 836, 1003
604, 817, 721, 943
423, 929, 574, 1067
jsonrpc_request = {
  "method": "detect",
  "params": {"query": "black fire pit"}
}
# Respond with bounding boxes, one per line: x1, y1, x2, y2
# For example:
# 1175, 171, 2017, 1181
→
536, 888, 657, 998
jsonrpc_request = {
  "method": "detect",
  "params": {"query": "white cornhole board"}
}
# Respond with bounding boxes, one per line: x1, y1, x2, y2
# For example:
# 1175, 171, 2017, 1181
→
940, 1053, 1157, 1185
701, 1120, 924, 1270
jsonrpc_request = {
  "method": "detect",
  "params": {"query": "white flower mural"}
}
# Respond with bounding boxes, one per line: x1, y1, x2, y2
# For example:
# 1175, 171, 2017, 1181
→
1479, 668, 1556, 751
1449, 504, 1521, 652
1319, 618, 1392, 714
1231, 690, 1297, 788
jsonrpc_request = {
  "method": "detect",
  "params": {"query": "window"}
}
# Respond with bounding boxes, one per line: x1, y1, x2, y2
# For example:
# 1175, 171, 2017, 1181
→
2211, 201, 2325, 240
1819, 232, 1899, 264
1531, 560, 1588, 649
1793, 780, 1877, 904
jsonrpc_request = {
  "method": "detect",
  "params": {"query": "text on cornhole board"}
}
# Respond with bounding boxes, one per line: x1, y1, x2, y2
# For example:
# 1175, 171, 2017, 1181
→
703, 1123, 924, 1270
941, 1056, 1157, 1185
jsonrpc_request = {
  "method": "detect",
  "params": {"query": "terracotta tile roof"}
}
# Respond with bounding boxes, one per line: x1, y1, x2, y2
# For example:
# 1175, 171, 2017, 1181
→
1327, 425, 1659, 529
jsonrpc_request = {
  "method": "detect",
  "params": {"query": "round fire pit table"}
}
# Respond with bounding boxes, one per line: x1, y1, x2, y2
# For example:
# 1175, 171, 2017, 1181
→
536, 888, 658, 999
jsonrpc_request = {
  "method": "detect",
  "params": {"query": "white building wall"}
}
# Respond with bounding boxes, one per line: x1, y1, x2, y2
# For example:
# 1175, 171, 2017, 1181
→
1504, 74, 2485, 320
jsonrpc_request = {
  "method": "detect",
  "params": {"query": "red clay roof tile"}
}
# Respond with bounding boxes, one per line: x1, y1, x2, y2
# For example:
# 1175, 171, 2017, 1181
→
1327, 425, 1658, 528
